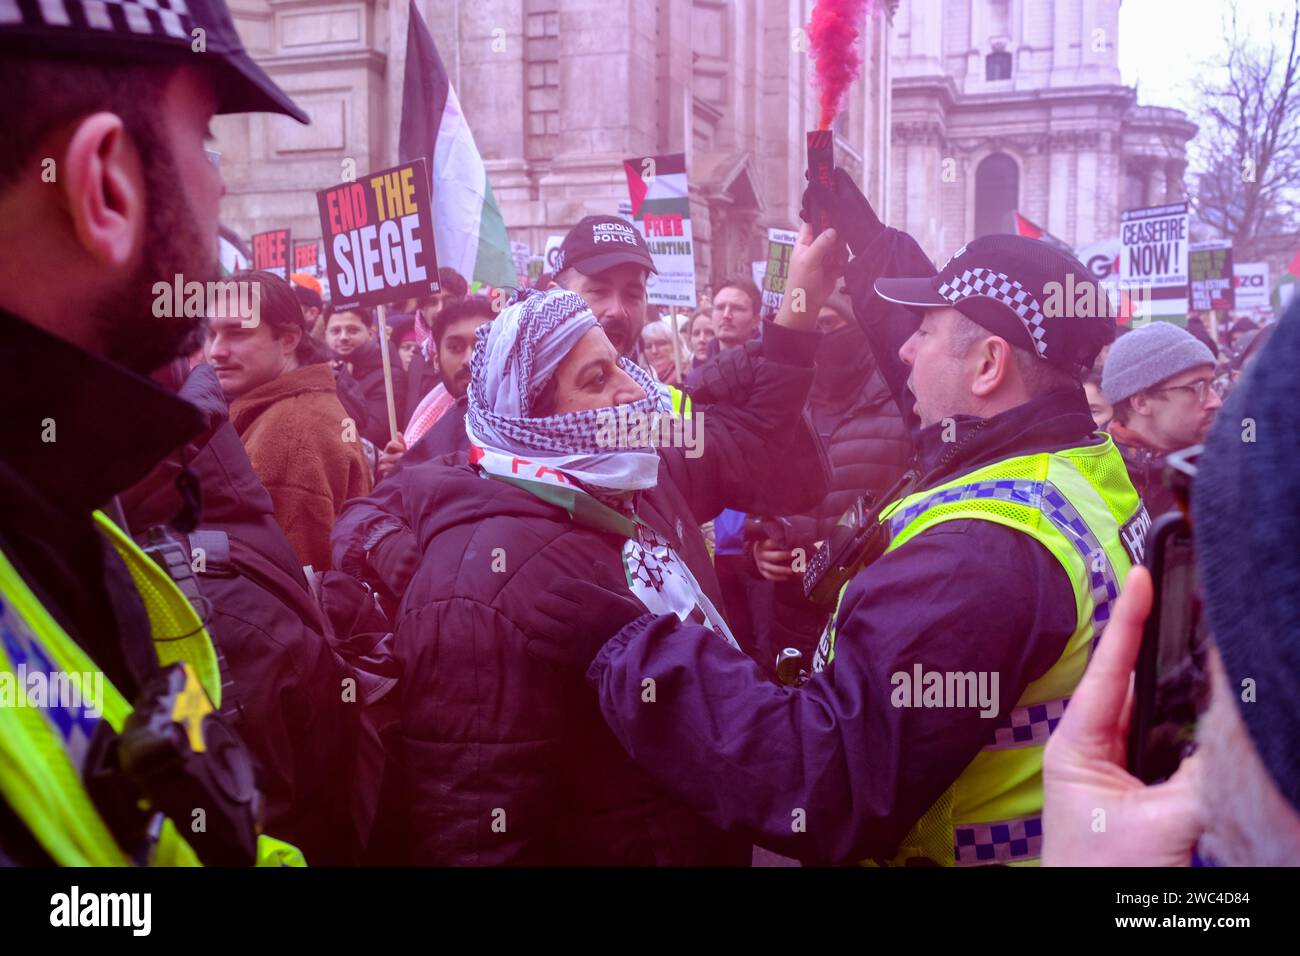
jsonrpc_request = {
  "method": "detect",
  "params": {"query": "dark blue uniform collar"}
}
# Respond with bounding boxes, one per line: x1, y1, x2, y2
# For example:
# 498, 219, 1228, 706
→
911, 387, 1101, 489
0, 308, 204, 516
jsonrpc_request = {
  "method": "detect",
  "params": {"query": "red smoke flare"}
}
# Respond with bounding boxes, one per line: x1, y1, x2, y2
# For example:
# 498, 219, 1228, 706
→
809, 0, 873, 130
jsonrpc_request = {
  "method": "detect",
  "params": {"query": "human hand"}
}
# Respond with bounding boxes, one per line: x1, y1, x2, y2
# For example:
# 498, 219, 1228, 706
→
775, 224, 845, 332
800, 167, 885, 257
525, 570, 647, 672
752, 538, 799, 582
378, 436, 406, 479
1042, 566, 1206, 866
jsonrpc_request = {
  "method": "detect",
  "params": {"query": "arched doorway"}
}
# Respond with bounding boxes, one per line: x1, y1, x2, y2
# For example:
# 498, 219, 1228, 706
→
974, 153, 1019, 237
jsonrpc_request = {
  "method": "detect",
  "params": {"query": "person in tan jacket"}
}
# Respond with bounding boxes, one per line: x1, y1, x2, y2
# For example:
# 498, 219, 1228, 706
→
205, 271, 372, 570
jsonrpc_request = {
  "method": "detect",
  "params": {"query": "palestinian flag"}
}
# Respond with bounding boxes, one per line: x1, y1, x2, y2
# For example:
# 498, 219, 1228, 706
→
623, 153, 690, 219
1273, 247, 1300, 315
1014, 212, 1073, 254
399, 1, 514, 289
218, 225, 251, 277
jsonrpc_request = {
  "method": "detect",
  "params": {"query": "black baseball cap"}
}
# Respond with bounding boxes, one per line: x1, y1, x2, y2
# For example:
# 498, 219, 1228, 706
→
0, 0, 309, 124
555, 215, 657, 278
875, 234, 1114, 374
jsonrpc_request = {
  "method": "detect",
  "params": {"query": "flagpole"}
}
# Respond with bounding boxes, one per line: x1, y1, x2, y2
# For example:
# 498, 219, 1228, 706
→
376, 303, 400, 443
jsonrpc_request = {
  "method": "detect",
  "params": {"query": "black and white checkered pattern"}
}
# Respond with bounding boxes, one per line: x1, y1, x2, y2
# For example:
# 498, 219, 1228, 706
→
938, 267, 1049, 359
0, 0, 193, 40
467, 288, 663, 457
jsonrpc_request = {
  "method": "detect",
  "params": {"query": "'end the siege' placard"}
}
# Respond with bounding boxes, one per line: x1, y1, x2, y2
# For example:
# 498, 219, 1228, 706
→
317, 159, 440, 309
252, 229, 290, 277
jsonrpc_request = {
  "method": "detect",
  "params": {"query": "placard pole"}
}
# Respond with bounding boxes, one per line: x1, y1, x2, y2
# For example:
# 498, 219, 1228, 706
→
376, 303, 400, 444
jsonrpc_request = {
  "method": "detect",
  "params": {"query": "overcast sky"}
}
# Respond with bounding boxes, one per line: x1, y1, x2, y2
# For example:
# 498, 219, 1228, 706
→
1118, 0, 1298, 112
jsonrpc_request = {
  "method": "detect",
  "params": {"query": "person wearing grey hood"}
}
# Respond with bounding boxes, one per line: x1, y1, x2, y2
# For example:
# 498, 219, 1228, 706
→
1102, 321, 1224, 518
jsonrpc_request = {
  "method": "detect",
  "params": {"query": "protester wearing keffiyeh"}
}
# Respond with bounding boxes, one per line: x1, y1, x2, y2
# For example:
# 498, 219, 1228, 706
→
463, 286, 741, 649
465, 287, 665, 492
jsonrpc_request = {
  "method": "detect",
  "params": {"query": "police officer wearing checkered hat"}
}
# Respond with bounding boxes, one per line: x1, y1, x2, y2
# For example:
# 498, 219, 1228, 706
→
0, 0, 315, 865
522, 172, 1153, 867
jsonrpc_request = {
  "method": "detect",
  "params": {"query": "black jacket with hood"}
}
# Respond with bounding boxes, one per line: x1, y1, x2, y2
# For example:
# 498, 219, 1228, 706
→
120, 364, 367, 865
334, 338, 408, 448
750, 320, 912, 674
378, 324, 829, 864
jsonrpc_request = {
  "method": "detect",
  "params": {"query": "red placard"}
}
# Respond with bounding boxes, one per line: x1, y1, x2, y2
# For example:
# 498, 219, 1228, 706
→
251, 229, 290, 276
293, 240, 322, 273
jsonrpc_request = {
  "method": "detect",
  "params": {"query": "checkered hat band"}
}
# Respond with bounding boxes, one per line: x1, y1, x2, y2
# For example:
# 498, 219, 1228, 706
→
954, 814, 1043, 865
0, 0, 194, 42
937, 267, 1049, 359
1, 599, 100, 774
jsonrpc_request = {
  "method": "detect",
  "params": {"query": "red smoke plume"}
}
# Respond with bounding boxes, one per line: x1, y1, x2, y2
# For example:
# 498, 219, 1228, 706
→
809, 0, 873, 130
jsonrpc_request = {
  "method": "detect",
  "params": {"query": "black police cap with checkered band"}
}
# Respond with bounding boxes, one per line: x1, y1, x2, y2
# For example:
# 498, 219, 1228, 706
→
0, 0, 308, 123
875, 234, 1115, 375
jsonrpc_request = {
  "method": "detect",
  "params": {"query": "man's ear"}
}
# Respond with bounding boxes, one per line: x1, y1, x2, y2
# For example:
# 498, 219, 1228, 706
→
1129, 391, 1153, 417
970, 336, 1015, 399
278, 324, 302, 360
61, 113, 146, 270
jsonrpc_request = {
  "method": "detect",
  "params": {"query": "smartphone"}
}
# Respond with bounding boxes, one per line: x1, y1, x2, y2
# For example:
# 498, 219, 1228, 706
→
1127, 510, 1210, 784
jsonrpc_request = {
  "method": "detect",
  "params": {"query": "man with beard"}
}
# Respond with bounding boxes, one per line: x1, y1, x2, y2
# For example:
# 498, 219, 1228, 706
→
402, 296, 497, 447
402, 266, 469, 427
0, 1, 313, 865
553, 215, 654, 363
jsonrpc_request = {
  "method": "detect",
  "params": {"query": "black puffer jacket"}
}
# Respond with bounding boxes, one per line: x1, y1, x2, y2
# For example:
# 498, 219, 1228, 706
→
379, 325, 827, 865
335, 338, 408, 447
788, 326, 911, 545
120, 365, 367, 865
750, 324, 912, 674
401, 345, 440, 429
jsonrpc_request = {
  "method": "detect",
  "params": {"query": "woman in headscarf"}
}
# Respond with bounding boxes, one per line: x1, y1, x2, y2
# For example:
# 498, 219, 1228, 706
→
376, 271, 832, 865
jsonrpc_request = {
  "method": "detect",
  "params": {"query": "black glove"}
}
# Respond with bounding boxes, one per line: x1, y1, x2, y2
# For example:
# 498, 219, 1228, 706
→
525, 570, 648, 672
800, 167, 885, 257
365, 527, 421, 603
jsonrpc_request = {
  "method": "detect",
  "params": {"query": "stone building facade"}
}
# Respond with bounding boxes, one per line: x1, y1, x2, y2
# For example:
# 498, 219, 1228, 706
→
889, 0, 1197, 265
214, 0, 894, 294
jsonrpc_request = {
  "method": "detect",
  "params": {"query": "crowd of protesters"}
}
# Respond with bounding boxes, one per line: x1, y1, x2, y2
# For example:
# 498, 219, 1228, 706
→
2, 0, 1298, 871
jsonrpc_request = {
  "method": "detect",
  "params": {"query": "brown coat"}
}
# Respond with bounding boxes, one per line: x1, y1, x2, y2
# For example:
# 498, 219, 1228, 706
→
229, 362, 372, 571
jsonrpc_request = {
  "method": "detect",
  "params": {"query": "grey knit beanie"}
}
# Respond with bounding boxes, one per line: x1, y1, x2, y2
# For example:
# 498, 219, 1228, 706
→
1101, 321, 1217, 404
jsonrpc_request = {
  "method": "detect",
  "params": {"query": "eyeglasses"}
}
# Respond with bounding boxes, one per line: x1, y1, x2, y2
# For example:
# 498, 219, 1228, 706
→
1150, 379, 1219, 403
204, 147, 222, 170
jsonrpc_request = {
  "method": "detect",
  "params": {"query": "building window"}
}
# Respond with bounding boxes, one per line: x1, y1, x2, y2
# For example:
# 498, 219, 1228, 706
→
974, 153, 1019, 237
525, 1, 560, 160
986, 50, 1012, 81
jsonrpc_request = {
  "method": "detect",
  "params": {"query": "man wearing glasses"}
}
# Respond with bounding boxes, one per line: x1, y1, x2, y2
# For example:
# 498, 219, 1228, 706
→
1102, 321, 1224, 518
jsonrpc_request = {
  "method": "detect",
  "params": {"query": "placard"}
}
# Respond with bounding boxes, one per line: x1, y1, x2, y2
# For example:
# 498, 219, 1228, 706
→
316, 159, 440, 309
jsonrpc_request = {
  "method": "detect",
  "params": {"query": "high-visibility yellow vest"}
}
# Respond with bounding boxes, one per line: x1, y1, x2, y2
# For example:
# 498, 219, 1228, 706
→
0, 510, 304, 867
657, 381, 692, 418
814, 436, 1145, 866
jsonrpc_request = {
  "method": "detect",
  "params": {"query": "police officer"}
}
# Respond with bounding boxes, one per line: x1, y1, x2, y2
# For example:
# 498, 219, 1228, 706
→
0, 0, 308, 865
525, 176, 1146, 867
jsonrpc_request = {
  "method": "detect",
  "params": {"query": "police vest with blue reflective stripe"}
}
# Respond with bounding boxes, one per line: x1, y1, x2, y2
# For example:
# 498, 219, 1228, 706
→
0, 511, 304, 867
813, 436, 1146, 866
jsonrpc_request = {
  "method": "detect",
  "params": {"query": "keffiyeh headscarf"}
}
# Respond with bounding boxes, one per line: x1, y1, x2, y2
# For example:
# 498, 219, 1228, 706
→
465, 287, 663, 491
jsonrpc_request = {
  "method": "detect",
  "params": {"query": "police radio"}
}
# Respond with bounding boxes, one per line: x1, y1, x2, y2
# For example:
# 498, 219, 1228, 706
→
803, 468, 922, 605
